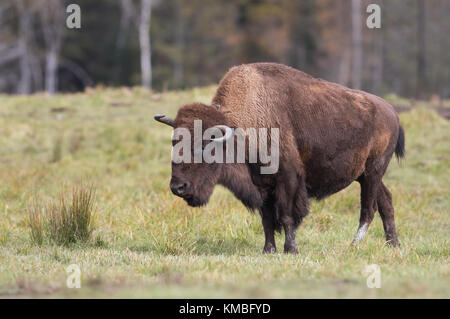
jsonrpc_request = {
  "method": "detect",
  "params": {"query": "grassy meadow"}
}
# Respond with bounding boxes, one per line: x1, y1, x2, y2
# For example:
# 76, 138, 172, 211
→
0, 86, 448, 298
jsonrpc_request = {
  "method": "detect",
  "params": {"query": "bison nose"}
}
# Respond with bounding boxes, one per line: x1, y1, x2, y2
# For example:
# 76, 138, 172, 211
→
170, 181, 189, 196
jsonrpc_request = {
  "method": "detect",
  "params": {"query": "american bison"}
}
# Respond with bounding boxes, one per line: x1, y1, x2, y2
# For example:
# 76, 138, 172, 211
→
154, 63, 404, 253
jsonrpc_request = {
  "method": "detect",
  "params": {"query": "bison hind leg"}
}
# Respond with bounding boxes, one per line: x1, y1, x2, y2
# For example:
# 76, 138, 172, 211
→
352, 173, 382, 245
377, 182, 400, 247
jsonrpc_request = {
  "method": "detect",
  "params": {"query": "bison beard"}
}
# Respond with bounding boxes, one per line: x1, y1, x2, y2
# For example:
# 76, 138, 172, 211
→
155, 62, 404, 253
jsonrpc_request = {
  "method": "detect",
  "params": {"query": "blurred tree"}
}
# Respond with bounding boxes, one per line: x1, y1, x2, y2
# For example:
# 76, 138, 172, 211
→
416, 0, 426, 98
114, 0, 136, 84
0, 2, 19, 92
37, 0, 65, 94
0, 0, 449, 97
139, 0, 155, 90
286, 0, 318, 74
16, 0, 32, 94
351, 0, 362, 90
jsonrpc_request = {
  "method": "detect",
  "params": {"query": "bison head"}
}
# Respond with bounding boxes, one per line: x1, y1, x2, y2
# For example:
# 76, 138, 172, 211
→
154, 103, 233, 207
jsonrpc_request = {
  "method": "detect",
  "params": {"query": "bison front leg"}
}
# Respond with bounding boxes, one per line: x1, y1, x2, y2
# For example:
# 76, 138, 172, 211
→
260, 203, 277, 253
278, 175, 309, 254
283, 222, 299, 254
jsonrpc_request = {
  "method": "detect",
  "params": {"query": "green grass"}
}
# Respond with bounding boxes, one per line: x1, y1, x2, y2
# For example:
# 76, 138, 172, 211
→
0, 86, 448, 298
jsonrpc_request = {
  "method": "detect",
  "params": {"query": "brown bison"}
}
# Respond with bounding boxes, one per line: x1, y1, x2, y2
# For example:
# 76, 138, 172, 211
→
154, 63, 404, 253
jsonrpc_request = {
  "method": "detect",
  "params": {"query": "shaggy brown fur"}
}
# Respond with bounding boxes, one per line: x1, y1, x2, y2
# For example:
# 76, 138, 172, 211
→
155, 63, 404, 253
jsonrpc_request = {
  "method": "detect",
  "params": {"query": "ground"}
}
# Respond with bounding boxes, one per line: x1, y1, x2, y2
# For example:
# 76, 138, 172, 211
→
0, 86, 448, 298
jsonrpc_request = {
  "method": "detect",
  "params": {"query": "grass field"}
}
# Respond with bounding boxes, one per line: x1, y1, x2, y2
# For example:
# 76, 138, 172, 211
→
0, 86, 448, 298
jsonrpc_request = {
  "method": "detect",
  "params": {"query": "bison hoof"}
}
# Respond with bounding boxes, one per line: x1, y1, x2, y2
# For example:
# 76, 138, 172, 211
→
263, 244, 277, 254
386, 239, 400, 247
350, 239, 360, 246
283, 244, 298, 254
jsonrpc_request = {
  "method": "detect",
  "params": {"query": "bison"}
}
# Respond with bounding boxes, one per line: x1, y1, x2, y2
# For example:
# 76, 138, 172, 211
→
154, 63, 404, 253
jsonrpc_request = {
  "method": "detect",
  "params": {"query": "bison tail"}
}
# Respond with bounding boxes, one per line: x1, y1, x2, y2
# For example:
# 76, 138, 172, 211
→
395, 125, 405, 160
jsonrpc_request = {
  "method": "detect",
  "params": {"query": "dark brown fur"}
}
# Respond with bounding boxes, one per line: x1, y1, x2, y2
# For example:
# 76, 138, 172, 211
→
162, 63, 404, 253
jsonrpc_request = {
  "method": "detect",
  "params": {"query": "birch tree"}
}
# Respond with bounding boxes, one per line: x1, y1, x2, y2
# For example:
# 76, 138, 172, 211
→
38, 0, 64, 95
16, 0, 32, 94
139, 0, 153, 89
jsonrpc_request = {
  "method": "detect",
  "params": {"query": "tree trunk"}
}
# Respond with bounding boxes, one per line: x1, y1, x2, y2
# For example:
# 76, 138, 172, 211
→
45, 45, 59, 95
139, 0, 152, 90
351, 0, 362, 90
114, 0, 135, 84
17, 2, 32, 94
30, 53, 43, 92
39, 0, 64, 95
372, 23, 384, 93
416, 0, 426, 98
173, 1, 184, 88
337, 0, 351, 86
117, 0, 134, 50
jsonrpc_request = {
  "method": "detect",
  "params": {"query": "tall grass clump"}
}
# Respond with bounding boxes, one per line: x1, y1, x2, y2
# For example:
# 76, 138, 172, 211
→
27, 185, 96, 246
27, 200, 44, 246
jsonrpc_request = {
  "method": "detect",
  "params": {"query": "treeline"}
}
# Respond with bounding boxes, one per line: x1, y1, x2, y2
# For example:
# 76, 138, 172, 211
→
0, 0, 449, 98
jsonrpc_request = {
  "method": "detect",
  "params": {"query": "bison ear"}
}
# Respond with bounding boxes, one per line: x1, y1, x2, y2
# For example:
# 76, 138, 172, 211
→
154, 114, 174, 127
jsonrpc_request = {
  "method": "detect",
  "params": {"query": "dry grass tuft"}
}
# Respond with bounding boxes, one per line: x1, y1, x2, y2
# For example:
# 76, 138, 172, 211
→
27, 200, 44, 246
27, 185, 96, 246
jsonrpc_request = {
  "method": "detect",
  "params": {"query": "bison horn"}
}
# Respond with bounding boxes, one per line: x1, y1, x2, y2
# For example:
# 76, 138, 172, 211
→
210, 125, 234, 143
154, 114, 174, 127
